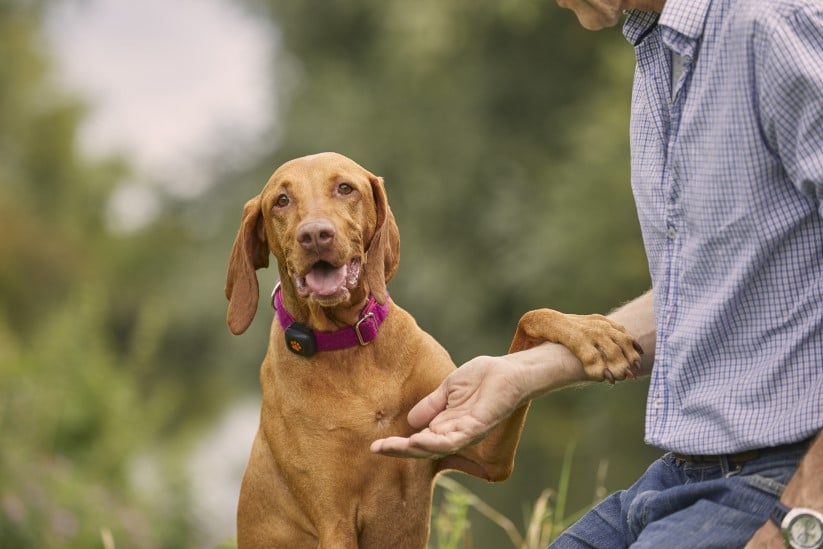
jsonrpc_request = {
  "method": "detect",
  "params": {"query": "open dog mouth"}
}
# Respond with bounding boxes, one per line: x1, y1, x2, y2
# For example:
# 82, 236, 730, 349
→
295, 257, 361, 299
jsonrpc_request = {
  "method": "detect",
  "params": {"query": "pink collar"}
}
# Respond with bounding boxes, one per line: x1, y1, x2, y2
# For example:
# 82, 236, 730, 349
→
271, 282, 391, 357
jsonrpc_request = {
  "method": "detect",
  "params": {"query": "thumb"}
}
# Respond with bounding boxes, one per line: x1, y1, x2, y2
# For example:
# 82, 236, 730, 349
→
407, 384, 447, 430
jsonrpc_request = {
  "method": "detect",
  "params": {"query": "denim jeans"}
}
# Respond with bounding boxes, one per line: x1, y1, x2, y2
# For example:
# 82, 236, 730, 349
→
550, 442, 810, 549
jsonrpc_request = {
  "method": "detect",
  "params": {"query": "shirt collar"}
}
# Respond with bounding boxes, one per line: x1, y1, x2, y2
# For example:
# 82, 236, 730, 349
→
623, 9, 660, 46
658, 0, 713, 41
622, 0, 713, 46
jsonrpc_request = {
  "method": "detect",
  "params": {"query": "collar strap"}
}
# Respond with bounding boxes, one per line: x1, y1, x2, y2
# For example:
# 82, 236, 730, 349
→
271, 282, 390, 357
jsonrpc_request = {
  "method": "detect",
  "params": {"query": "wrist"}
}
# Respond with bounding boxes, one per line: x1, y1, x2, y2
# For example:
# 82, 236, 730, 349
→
770, 501, 823, 549
505, 341, 588, 402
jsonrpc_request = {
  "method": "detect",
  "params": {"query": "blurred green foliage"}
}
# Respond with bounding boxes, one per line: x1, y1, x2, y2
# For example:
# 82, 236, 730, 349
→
1, 0, 661, 546
0, 3, 196, 547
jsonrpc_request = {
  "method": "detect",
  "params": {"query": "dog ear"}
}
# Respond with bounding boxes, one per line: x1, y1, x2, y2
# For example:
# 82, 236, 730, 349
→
225, 196, 269, 335
365, 176, 400, 305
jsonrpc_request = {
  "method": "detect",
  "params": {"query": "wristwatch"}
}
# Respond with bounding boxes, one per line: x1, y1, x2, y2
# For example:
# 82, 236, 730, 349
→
770, 501, 823, 549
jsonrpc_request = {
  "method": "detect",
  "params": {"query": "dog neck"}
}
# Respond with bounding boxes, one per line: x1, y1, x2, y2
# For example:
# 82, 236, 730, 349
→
275, 277, 371, 329
271, 282, 390, 357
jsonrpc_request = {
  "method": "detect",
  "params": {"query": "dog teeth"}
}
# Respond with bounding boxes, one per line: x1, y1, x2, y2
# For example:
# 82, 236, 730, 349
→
347, 258, 361, 287
292, 257, 361, 297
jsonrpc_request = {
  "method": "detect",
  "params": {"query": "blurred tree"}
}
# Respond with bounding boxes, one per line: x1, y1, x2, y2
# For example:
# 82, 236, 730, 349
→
0, 3, 204, 546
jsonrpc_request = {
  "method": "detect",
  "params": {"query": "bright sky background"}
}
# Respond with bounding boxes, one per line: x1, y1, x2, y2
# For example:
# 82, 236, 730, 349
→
46, 0, 275, 230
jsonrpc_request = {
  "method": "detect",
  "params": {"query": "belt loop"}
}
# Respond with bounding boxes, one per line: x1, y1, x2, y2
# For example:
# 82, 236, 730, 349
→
721, 455, 742, 478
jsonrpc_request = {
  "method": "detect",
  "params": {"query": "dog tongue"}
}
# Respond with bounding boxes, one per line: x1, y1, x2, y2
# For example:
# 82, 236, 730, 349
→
305, 263, 348, 296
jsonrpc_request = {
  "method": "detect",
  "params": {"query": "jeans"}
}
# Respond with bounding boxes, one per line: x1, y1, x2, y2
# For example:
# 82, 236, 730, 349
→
550, 441, 810, 549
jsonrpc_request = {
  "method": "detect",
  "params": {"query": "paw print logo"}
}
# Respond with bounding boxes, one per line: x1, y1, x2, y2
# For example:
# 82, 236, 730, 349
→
289, 340, 303, 353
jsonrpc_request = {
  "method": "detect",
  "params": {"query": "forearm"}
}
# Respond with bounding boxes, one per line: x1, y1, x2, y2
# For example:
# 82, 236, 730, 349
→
746, 431, 823, 547
511, 289, 656, 402
607, 289, 656, 375
781, 435, 823, 500
371, 290, 657, 458
781, 431, 823, 509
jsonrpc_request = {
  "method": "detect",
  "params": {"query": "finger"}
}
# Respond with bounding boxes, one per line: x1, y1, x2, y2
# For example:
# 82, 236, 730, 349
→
369, 437, 425, 457
371, 430, 463, 459
407, 384, 448, 430
406, 427, 475, 455
370, 437, 398, 454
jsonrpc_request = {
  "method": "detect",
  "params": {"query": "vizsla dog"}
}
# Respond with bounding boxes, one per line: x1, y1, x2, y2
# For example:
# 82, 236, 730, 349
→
225, 152, 641, 548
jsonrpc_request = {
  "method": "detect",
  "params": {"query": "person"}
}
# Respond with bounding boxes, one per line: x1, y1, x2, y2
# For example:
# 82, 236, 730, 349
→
371, 0, 823, 547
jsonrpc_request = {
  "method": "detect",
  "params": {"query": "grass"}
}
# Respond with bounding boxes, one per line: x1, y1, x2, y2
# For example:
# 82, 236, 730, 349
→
430, 443, 607, 549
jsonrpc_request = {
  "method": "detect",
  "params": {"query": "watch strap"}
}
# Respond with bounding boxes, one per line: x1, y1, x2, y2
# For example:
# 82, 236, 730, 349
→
771, 500, 792, 528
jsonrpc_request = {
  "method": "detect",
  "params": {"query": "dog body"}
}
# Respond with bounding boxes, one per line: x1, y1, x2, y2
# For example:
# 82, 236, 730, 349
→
240, 306, 473, 547
225, 152, 640, 548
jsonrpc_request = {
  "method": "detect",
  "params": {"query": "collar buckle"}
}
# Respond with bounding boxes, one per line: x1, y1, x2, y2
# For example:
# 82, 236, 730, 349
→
355, 312, 376, 346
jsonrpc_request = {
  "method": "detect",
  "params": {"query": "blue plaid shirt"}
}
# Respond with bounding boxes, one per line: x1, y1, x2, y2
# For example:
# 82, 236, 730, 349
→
624, 0, 823, 454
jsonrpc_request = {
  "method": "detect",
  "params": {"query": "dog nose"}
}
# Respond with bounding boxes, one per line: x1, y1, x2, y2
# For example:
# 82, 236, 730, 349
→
296, 219, 336, 251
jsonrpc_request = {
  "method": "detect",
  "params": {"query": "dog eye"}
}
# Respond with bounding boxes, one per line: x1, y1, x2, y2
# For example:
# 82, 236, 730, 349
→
274, 194, 290, 208
337, 183, 353, 195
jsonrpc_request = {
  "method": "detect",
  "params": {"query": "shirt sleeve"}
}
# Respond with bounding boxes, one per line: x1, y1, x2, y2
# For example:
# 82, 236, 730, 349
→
758, 3, 823, 210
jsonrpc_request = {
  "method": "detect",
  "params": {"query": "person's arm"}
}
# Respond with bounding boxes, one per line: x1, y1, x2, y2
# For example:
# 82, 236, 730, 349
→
745, 7, 823, 545
370, 290, 656, 459
745, 432, 823, 548
518, 289, 656, 400
758, 3, 823, 206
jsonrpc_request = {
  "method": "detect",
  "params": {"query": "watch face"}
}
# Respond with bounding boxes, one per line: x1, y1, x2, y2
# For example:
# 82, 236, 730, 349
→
788, 512, 823, 549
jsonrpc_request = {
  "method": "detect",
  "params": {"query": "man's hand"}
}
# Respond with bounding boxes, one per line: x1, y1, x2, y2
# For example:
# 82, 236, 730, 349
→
371, 290, 657, 460
370, 355, 528, 459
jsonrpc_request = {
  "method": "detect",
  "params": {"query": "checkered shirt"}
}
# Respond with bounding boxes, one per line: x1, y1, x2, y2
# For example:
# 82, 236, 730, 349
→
623, 0, 823, 453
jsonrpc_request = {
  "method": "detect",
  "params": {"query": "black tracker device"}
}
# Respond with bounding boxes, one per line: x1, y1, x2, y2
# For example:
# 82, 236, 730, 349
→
284, 322, 318, 357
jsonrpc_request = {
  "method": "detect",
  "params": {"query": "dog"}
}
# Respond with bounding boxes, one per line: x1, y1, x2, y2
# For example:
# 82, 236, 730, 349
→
225, 152, 641, 548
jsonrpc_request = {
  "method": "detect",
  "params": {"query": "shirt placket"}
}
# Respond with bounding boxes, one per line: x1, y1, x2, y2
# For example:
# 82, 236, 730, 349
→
645, 29, 694, 441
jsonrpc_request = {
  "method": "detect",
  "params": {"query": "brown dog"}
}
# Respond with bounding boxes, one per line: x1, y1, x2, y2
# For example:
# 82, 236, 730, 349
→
225, 152, 641, 548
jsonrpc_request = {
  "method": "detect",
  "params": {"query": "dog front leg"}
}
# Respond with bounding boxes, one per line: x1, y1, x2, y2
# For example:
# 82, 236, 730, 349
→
316, 519, 359, 549
438, 307, 642, 481
437, 401, 530, 482
511, 308, 641, 383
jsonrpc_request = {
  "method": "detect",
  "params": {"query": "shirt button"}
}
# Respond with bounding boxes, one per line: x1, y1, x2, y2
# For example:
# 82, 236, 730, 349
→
667, 227, 677, 239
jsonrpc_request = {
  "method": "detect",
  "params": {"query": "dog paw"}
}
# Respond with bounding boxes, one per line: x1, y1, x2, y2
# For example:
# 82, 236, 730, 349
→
515, 309, 643, 384
557, 313, 643, 383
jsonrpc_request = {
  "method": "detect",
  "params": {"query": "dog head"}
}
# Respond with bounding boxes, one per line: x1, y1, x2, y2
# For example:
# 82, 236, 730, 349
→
225, 152, 400, 335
